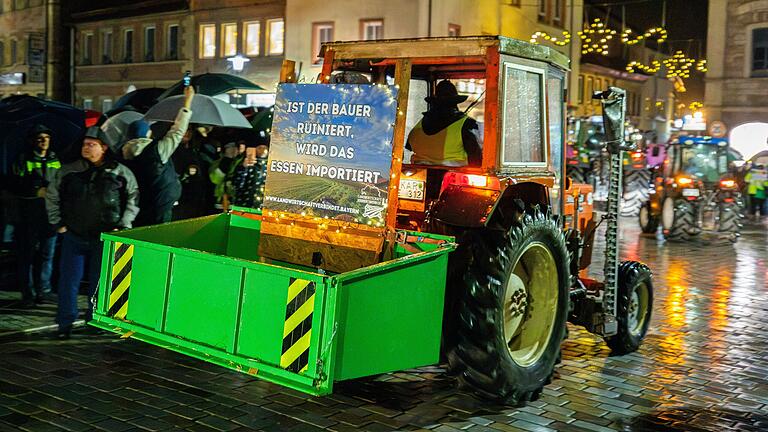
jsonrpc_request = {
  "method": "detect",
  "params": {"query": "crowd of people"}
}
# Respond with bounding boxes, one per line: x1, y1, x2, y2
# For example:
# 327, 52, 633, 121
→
3, 87, 270, 339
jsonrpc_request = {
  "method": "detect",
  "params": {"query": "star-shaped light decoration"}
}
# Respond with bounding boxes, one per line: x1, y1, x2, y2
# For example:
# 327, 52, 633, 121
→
663, 51, 695, 79
626, 60, 662, 74
530, 30, 571, 47
621, 27, 668, 46
578, 19, 617, 56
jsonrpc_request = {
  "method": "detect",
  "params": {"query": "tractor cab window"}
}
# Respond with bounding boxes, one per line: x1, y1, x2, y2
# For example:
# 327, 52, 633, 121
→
679, 144, 727, 183
501, 59, 547, 167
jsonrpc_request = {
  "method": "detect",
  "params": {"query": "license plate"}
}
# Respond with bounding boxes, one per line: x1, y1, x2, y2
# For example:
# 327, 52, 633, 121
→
682, 188, 700, 197
399, 179, 425, 201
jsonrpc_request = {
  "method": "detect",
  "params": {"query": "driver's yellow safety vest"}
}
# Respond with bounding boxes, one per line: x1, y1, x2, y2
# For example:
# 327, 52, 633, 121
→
408, 117, 468, 166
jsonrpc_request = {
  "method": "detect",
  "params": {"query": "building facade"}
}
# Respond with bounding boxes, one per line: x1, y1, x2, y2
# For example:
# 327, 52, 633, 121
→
285, 0, 584, 103
70, 0, 285, 110
706, 0, 768, 131
0, 0, 67, 101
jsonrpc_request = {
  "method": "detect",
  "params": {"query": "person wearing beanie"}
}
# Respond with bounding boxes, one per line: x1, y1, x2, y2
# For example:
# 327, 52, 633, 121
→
10, 124, 61, 306
406, 80, 482, 167
122, 86, 195, 226
46, 127, 139, 339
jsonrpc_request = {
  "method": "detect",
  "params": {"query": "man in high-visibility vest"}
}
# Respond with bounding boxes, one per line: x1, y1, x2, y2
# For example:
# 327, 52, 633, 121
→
745, 163, 768, 220
406, 80, 482, 167
10, 125, 61, 307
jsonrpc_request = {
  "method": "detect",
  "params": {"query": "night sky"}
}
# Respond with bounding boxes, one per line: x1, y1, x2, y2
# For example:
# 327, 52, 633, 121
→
585, 0, 708, 102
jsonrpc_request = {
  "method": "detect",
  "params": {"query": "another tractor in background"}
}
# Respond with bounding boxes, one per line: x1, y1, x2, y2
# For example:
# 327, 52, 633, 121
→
639, 135, 743, 242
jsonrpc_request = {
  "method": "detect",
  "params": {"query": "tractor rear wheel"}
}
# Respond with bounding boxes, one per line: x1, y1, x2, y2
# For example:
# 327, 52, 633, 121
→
717, 201, 743, 243
638, 202, 659, 234
621, 169, 651, 217
604, 261, 653, 355
449, 208, 570, 405
662, 197, 699, 241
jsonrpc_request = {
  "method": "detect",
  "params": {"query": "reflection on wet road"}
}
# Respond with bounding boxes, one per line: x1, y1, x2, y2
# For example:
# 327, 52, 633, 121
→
0, 218, 766, 431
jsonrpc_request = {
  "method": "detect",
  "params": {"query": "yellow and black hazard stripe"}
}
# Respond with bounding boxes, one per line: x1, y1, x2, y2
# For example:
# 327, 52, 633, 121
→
109, 242, 133, 319
280, 278, 316, 374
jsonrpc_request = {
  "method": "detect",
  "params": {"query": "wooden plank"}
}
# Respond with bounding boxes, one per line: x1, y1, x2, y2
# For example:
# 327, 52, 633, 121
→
385, 58, 412, 229
482, 45, 500, 171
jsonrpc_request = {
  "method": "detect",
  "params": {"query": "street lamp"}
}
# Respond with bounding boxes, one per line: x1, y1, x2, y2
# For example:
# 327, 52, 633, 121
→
227, 54, 250, 72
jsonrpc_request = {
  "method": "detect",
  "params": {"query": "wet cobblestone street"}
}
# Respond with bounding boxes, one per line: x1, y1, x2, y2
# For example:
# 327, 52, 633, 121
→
1, 217, 767, 432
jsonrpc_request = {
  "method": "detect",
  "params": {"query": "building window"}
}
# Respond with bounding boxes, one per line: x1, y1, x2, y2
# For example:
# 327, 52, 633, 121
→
267, 18, 284, 55
586, 76, 594, 105
102, 98, 113, 112
0, 42, 4, 66
10, 39, 17, 65
244, 21, 260, 56
577, 75, 584, 104
102, 30, 113, 64
222, 23, 237, 57
14, 0, 27, 10
82, 33, 93, 64
311, 22, 333, 64
167, 24, 179, 60
83, 99, 93, 110
144, 26, 155, 62
200, 24, 216, 58
553, 0, 563, 26
538, 0, 547, 22
360, 19, 383, 41
123, 29, 133, 63
753, 28, 768, 75
448, 23, 461, 37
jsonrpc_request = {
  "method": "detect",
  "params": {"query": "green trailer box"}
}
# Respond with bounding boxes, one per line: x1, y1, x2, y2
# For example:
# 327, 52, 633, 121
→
92, 212, 454, 396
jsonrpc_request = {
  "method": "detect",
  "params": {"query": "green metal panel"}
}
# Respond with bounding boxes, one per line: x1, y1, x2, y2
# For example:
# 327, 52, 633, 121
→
332, 251, 450, 380
226, 215, 261, 261
116, 214, 230, 253
127, 247, 171, 330
164, 254, 244, 351
236, 269, 293, 365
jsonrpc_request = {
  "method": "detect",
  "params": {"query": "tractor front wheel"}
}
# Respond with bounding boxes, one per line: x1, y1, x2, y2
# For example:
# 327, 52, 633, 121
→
717, 201, 743, 243
605, 261, 653, 355
449, 209, 570, 405
638, 202, 659, 234
662, 197, 699, 241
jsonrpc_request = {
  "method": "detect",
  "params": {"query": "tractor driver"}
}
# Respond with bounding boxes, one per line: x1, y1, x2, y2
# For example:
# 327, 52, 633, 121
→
406, 80, 482, 167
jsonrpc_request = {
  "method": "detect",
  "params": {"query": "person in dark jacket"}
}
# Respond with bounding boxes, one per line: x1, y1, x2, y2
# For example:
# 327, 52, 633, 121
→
406, 80, 482, 167
233, 144, 269, 210
122, 86, 194, 226
172, 126, 219, 219
11, 125, 62, 306
46, 127, 139, 339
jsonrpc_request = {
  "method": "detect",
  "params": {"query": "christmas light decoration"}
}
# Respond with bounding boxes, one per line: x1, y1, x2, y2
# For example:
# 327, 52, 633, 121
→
626, 60, 662, 74
530, 30, 571, 47
696, 59, 708, 72
689, 101, 703, 112
578, 18, 617, 56
663, 51, 695, 79
621, 27, 668, 45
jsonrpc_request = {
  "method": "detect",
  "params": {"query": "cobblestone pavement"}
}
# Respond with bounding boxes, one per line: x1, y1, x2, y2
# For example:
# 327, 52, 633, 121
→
1, 218, 767, 432
0, 291, 87, 339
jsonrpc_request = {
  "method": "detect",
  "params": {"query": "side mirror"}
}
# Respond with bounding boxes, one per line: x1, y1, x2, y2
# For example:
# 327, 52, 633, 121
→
592, 87, 630, 153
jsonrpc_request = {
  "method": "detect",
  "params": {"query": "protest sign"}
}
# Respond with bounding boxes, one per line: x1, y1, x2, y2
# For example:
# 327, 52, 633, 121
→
263, 84, 399, 227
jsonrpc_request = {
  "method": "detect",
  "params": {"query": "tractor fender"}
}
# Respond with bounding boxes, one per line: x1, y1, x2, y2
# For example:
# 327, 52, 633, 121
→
428, 182, 549, 229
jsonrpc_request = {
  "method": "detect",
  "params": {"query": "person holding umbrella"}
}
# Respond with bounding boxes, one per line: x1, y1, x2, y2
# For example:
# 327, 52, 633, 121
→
46, 127, 139, 339
10, 125, 61, 306
122, 86, 195, 226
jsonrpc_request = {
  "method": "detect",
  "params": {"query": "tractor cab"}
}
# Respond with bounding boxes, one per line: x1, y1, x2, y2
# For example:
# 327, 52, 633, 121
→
667, 136, 731, 186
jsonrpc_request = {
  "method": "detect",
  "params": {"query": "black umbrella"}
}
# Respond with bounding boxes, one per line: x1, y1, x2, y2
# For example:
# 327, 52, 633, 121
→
156, 73, 264, 100
0, 95, 85, 175
111, 87, 165, 114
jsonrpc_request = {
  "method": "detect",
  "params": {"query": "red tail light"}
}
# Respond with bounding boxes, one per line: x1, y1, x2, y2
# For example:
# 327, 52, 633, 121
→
720, 179, 736, 189
441, 172, 501, 193
676, 176, 694, 186
631, 151, 643, 161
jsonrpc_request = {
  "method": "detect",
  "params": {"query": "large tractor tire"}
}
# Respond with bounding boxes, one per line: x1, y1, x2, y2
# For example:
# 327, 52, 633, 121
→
638, 202, 659, 234
448, 208, 570, 405
604, 261, 653, 355
621, 169, 651, 217
661, 197, 699, 241
717, 201, 743, 243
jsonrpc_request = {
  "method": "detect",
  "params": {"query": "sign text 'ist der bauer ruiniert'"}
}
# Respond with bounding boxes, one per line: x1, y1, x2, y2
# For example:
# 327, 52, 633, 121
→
263, 84, 399, 227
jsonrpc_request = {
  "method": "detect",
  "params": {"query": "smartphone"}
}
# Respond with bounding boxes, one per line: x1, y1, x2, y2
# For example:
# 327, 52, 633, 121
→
183, 71, 192, 87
